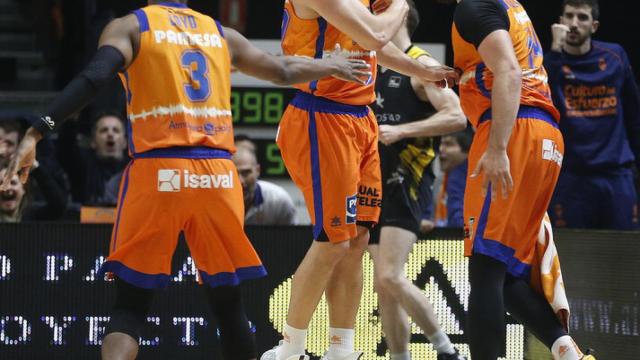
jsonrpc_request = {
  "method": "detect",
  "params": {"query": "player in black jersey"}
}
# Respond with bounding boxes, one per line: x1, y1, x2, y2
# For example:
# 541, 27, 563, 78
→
368, 2, 466, 359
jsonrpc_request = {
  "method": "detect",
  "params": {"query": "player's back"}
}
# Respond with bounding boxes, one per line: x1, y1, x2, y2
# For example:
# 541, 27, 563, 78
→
281, 0, 377, 106
452, 0, 559, 127
121, 3, 233, 156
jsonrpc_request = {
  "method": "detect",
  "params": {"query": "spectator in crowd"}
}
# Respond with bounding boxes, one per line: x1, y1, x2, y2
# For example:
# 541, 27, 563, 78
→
0, 120, 21, 167
234, 133, 257, 154
545, 0, 640, 230
434, 127, 473, 228
232, 147, 296, 225
1, 120, 68, 221
58, 110, 128, 206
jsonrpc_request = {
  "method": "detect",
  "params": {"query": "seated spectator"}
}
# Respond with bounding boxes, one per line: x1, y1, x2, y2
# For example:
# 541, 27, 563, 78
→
58, 110, 128, 206
0, 119, 21, 167
434, 127, 473, 227
232, 147, 296, 225
1, 119, 68, 221
234, 133, 257, 154
0, 166, 25, 222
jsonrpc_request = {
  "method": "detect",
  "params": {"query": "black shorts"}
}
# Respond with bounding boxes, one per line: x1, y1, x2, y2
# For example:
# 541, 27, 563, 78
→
369, 170, 434, 245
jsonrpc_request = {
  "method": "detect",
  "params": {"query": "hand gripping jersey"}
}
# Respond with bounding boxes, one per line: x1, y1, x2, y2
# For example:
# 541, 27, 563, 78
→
452, 0, 560, 127
281, 0, 377, 106
121, 3, 234, 156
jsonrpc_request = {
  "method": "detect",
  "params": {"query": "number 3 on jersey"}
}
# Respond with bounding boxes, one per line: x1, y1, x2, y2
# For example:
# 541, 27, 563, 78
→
181, 50, 211, 102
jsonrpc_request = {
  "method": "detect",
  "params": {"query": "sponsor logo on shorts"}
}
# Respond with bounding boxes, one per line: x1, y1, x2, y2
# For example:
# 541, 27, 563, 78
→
346, 194, 358, 224
542, 139, 563, 166
358, 185, 382, 208
157, 169, 234, 192
465, 217, 475, 240
158, 169, 181, 192
331, 216, 342, 227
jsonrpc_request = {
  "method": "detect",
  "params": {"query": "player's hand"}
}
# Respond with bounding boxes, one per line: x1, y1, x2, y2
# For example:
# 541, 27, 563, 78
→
327, 44, 372, 85
551, 23, 570, 52
0, 127, 41, 190
420, 219, 435, 233
419, 64, 459, 88
378, 124, 404, 145
470, 147, 513, 201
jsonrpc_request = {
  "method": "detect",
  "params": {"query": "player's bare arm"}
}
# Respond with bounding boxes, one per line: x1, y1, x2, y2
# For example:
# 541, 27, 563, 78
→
379, 55, 466, 145
0, 15, 138, 190
377, 43, 459, 87
225, 27, 371, 86
470, 30, 521, 200
294, 0, 408, 51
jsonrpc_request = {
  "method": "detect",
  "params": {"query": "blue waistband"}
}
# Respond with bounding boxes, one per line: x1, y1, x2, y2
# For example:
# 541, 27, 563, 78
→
290, 91, 370, 117
133, 146, 232, 159
479, 105, 558, 129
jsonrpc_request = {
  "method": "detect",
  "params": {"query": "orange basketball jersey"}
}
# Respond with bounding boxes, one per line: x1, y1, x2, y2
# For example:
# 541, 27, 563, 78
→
281, 0, 377, 105
452, 0, 560, 127
121, 3, 233, 156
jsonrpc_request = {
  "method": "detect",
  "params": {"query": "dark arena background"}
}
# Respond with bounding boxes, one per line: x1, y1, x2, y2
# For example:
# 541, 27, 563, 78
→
1, 0, 640, 359
1, 225, 639, 359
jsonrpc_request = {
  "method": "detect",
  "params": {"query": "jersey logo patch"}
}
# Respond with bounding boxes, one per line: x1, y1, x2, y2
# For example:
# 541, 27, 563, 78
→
346, 194, 358, 224
388, 76, 402, 88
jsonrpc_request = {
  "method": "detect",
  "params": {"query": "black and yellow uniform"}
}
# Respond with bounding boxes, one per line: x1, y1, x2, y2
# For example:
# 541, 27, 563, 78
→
369, 45, 437, 242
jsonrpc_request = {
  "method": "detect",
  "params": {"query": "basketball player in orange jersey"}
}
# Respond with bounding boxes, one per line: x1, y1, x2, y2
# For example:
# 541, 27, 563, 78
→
263, 1, 459, 360
450, 0, 595, 359
0, 1, 374, 359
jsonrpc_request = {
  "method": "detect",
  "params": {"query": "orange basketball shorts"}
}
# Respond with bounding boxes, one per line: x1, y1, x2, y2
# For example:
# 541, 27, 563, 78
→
98, 147, 266, 289
464, 106, 564, 278
277, 92, 382, 243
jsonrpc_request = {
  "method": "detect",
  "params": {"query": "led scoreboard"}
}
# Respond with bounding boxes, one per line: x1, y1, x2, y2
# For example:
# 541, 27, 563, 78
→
230, 87, 296, 127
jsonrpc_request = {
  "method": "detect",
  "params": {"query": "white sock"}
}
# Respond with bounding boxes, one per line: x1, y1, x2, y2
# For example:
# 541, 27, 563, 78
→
327, 327, 355, 358
551, 335, 583, 360
277, 323, 307, 359
426, 329, 455, 355
390, 351, 411, 360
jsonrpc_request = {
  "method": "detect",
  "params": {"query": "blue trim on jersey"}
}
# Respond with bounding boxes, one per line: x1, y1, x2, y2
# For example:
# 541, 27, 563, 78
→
309, 18, 328, 93
199, 266, 267, 288
126, 116, 136, 154
472, 187, 532, 279
157, 2, 188, 8
475, 63, 492, 99
133, 146, 232, 159
111, 163, 132, 252
479, 105, 559, 129
123, 71, 133, 104
309, 109, 325, 240
291, 91, 370, 117
133, 9, 149, 33
99, 261, 171, 289
215, 20, 225, 38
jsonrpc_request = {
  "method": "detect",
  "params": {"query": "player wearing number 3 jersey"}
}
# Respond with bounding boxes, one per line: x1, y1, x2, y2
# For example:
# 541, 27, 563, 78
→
0, 1, 372, 359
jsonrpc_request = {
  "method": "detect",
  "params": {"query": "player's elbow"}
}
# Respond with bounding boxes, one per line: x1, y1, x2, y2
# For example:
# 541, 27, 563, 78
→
358, 32, 390, 52
450, 110, 467, 131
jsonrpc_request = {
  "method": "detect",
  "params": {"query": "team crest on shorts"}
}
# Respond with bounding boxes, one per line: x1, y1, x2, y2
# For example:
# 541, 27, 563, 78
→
345, 194, 358, 224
